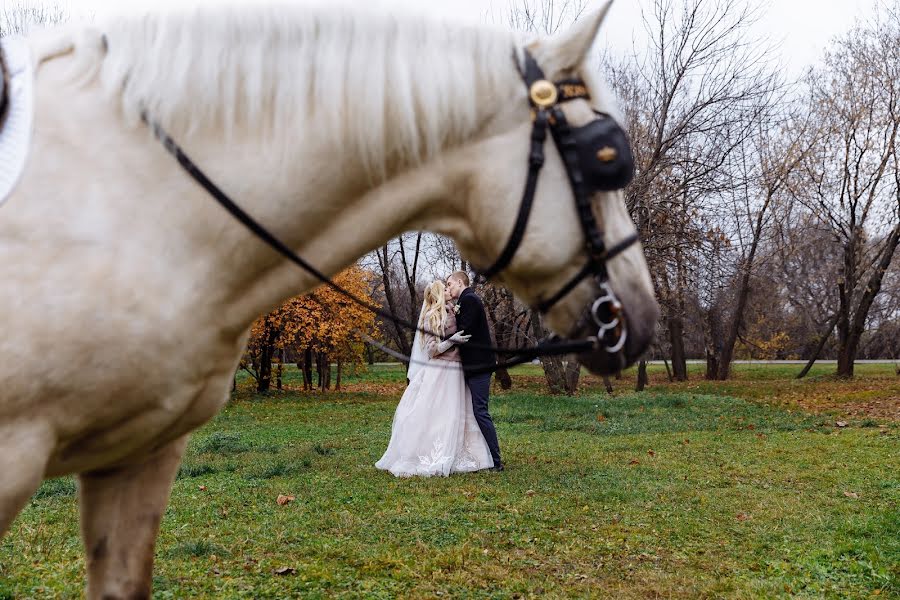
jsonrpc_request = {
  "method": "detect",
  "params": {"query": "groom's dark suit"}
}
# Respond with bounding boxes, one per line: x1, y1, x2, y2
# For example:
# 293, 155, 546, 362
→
455, 287, 502, 468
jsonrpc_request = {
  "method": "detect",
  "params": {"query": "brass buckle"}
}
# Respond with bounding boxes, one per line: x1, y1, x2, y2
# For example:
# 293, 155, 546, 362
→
529, 80, 557, 108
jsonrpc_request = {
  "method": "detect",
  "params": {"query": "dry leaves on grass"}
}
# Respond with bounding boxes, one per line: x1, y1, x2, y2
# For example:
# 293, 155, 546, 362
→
843, 491, 859, 499
276, 494, 295, 506
342, 382, 406, 396
273, 566, 296, 576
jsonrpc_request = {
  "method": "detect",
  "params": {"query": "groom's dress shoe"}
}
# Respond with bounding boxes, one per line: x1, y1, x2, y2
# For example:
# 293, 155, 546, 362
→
489, 463, 504, 472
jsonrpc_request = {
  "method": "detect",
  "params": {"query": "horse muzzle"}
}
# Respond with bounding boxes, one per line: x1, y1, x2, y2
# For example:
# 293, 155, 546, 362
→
572, 282, 658, 375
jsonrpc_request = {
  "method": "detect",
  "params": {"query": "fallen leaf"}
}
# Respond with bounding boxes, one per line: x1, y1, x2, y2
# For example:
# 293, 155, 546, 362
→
843, 491, 859, 499
746, 424, 755, 430
525, 489, 536, 497
596, 414, 606, 422
736, 512, 750, 522
273, 566, 296, 576
198, 485, 207, 491
647, 449, 655, 457
628, 459, 640, 465
276, 494, 295, 506
756, 433, 766, 439
836, 421, 848, 428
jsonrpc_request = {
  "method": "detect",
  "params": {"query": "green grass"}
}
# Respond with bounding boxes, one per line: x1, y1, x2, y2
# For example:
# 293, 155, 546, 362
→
1, 365, 897, 598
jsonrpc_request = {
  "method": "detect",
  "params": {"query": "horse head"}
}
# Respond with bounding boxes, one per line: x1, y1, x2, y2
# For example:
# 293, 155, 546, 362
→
448, 3, 659, 374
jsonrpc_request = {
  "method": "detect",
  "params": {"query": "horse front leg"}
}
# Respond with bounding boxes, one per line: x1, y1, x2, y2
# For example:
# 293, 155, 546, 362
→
0, 423, 54, 536
78, 435, 188, 600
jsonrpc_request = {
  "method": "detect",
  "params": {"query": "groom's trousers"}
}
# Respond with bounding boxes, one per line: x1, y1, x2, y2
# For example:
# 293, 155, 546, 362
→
466, 373, 502, 466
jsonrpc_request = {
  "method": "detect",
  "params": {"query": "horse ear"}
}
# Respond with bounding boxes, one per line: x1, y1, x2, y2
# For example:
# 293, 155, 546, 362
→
539, 0, 613, 73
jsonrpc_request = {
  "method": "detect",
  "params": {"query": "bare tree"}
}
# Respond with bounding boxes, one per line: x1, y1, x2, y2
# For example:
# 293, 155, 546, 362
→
500, 0, 588, 34
606, 0, 781, 382
791, 9, 900, 378
712, 113, 817, 379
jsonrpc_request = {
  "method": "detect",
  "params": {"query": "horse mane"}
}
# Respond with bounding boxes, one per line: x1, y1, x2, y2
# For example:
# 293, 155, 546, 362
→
95, 1, 522, 178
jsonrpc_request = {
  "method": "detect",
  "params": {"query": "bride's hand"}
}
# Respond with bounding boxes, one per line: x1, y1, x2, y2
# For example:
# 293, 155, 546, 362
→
448, 331, 471, 344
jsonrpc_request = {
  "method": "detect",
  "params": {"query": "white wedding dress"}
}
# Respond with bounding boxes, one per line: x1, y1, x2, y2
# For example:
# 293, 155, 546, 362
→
376, 303, 494, 477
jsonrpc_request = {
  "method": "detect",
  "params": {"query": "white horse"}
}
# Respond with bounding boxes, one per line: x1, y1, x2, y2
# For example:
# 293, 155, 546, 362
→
0, 2, 657, 597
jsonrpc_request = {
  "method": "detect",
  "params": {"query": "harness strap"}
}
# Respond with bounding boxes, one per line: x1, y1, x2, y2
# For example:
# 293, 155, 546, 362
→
534, 231, 639, 313
478, 109, 547, 280
549, 105, 609, 269
0, 45, 9, 127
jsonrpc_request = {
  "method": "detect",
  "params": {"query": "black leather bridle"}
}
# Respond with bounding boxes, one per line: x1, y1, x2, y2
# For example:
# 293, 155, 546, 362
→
143, 45, 640, 373
0, 44, 10, 128
476, 48, 638, 354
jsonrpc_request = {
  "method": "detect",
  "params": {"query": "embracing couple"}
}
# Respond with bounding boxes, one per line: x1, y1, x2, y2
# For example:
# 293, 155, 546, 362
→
376, 271, 504, 477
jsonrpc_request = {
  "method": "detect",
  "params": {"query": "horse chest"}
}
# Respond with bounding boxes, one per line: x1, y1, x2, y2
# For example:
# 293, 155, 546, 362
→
7, 306, 245, 476
44, 363, 235, 477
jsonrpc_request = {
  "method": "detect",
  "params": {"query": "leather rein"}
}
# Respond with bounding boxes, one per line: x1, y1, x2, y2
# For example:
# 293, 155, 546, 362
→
0, 44, 10, 129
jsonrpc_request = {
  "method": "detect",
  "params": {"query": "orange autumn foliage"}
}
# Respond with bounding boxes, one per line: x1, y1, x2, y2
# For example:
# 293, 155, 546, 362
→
241, 266, 380, 390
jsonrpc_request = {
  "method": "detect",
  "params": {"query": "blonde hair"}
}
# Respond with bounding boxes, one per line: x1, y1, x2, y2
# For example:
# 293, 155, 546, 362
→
419, 280, 447, 344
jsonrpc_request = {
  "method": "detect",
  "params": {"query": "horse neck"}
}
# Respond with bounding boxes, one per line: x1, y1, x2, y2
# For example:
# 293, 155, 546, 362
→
21, 19, 524, 339
174, 129, 476, 334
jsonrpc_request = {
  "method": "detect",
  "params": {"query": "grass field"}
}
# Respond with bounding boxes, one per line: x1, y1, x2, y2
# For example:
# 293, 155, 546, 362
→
1, 363, 897, 598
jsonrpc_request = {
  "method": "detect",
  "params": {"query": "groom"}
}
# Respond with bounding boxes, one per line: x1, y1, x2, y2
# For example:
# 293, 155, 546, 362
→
446, 271, 503, 471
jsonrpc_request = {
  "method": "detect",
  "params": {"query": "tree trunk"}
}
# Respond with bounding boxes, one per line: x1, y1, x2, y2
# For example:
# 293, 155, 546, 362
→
635, 360, 648, 391
564, 360, 581, 394
836, 225, 900, 378
378, 244, 412, 358
668, 315, 688, 381
316, 352, 324, 390
717, 194, 770, 380
662, 357, 673, 381
275, 349, 284, 391
258, 344, 272, 393
336, 359, 342, 391
302, 348, 314, 391
530, 312, 568, 395
705, 348, 719, 380
797, 313, 839, 379
495, 367, 513, 390
256, 319, 279, 394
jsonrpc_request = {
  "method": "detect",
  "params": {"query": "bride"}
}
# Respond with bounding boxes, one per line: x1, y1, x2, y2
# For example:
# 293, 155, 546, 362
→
376, 280, 495, 477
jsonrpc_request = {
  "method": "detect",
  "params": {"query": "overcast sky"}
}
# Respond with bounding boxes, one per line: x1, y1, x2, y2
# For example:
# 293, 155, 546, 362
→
450, 0, 882, 77
20, 0, 884, 77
